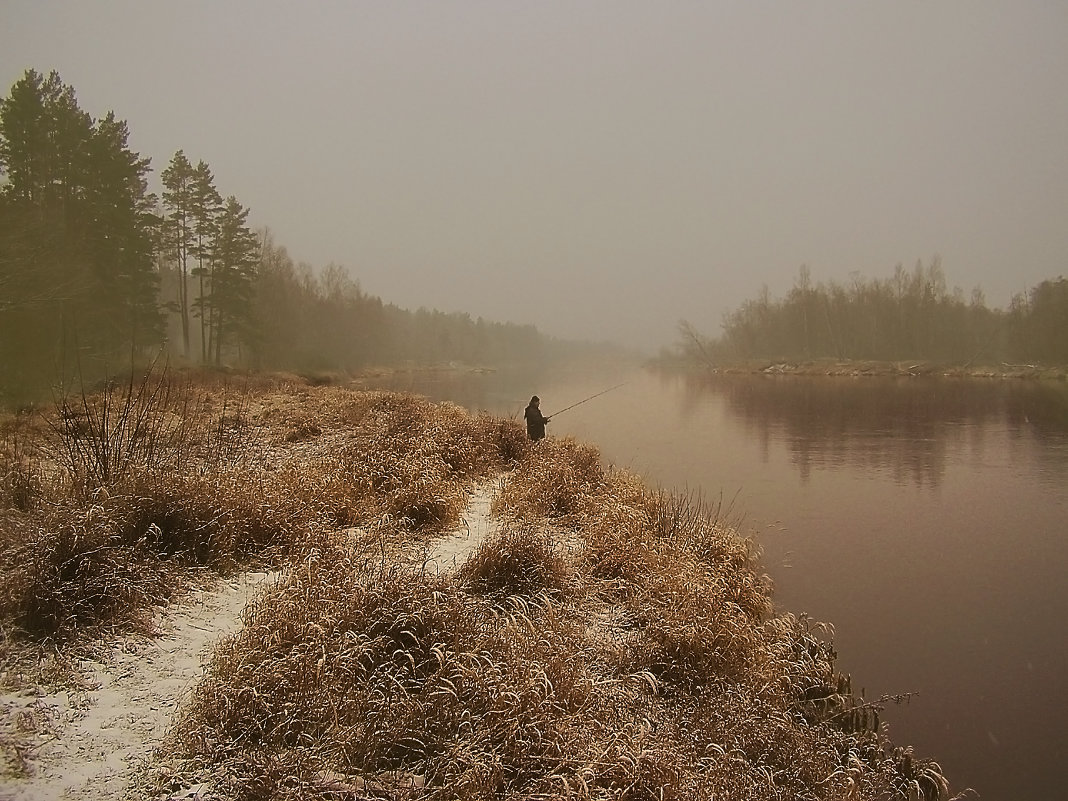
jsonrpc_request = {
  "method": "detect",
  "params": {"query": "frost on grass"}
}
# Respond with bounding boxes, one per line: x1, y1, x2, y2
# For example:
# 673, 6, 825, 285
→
0, 375, 960, 801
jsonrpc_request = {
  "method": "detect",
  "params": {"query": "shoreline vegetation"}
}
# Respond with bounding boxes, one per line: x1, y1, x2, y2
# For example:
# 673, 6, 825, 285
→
665, 263, 1068, 379
1, 368, 967, 800
654, 357, 1068, 382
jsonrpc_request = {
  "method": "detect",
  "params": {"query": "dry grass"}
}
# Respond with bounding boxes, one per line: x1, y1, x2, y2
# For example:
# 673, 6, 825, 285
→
457, 522, 573, 599
149, 410, 955, 800
0, 374, 522, 646
494, 437, 606, 522
1, 371, 959, 799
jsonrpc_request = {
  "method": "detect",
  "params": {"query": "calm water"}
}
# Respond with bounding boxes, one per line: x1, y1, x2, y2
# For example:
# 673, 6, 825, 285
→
369, 364, 1068, 800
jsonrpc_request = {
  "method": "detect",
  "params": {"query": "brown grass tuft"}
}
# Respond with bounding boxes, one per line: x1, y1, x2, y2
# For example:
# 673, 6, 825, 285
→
495, 437, 606, 522
457, 523, 571, 599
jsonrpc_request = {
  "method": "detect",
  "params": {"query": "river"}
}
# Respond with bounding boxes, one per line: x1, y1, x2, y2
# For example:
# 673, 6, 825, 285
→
367, 362, 1068, 800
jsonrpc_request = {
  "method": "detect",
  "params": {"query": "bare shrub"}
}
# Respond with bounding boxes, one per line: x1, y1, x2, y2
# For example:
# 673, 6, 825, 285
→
47, 365, 257, 500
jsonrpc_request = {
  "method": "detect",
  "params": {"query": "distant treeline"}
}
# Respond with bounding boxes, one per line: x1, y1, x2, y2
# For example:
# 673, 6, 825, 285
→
676, 261, 1068, 368
0, 69, 582, 405
249, 236, 552, 372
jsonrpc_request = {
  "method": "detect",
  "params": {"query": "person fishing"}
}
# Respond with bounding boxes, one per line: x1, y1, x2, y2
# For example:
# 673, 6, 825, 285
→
523, 383, 627, 442
524, 395, 550, 441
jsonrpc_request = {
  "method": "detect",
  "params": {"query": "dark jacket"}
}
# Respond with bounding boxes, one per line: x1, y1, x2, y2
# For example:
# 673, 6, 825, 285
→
524, 403, 549, 440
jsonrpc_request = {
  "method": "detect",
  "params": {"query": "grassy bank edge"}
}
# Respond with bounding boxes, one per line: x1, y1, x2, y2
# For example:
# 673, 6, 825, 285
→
1, 373, 964, 800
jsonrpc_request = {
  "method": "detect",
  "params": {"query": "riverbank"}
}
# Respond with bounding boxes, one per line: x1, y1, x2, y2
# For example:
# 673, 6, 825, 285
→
658, 357, 1068, 381
1, 372, 964, 800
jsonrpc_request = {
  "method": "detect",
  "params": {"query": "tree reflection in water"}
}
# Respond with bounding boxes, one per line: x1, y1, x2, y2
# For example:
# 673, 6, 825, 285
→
677, 373, 1068, 487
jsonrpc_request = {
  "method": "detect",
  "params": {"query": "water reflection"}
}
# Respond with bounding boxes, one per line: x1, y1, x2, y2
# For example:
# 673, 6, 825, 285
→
1005, 380, 1068, 431
673, 373, 1068, 488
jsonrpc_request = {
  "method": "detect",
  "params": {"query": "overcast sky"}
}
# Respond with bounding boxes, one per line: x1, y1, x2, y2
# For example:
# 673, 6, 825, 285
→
3, 2, 1067, 350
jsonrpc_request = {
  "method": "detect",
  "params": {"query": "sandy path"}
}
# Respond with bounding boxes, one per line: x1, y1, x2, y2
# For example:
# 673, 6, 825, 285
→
0, 478, 500, 801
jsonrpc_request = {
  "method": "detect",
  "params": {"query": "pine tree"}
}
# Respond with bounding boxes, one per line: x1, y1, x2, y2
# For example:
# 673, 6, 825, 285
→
209, 196, 258, 364
190, 160, 222, 361
160, 150, 195, 358
82, 112, 161, 354
0, 69, 162, 400
1, 70, 92, 376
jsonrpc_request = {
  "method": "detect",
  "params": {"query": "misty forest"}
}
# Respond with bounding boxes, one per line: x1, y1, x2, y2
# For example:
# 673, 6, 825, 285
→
4, 69, 1067, 410
676, 261, 1067, 370
0, 70, 589, 407
3, 68, 1066, 410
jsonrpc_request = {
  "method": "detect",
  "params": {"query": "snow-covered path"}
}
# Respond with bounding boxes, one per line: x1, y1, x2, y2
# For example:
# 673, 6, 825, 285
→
0, 479, 500, 801
422, 478, 501, 574
1, 571, 277, 801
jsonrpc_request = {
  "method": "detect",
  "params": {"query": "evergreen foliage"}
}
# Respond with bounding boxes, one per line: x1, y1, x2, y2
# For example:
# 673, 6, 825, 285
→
203, 197, 257, 365
1, 69, 570, 406
0, 70, 162, 403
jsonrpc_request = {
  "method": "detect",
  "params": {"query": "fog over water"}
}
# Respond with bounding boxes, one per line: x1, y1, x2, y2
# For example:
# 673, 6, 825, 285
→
3, 2, 1068, 350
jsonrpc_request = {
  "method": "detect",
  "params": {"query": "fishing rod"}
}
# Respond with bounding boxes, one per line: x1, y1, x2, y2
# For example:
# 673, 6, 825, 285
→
546, 382, 628, 418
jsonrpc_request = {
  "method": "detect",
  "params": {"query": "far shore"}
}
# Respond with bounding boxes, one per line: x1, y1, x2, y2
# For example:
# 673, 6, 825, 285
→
657, 357, 1068, 381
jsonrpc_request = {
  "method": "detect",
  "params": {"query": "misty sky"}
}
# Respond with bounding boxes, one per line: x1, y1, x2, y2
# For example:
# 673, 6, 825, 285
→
3, 2, 1067, 351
